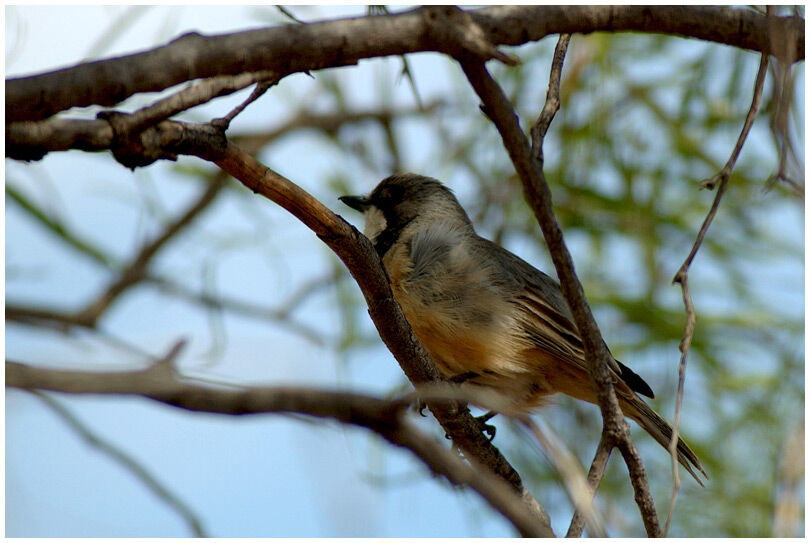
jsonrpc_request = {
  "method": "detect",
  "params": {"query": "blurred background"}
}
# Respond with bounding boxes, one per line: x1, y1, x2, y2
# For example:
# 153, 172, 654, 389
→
5, 5, 804, 537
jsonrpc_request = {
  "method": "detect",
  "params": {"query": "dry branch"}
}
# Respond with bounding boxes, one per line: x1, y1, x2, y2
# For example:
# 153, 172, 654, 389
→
201, 141, 549, 512
666, 51, 770, 535
457, 32, 660, 533
567, 434, 613, 537
7, 360, 551, 537
6, 6, 803, 122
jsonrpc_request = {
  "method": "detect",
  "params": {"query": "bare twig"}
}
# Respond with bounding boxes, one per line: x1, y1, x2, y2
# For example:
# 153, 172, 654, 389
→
457, 49, 660, 535
567, 434, 613, 537
7, 173, 226, 331
765, 7, 803, 196
28, 388, 206, 537
276, 5, 306, 25
212, 77, 278, 132
666, 51, 769, 536
7, 360, 552, 537
772, 417, 804, 537
144, 274, 329, 346
6, 183, 116, 267
104, 70, 278, 136
530, 34, 571, 162
77, 175, 226, 327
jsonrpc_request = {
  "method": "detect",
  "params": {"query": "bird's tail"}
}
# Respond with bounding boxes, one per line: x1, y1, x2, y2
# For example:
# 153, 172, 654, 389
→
622, 395, 708, 486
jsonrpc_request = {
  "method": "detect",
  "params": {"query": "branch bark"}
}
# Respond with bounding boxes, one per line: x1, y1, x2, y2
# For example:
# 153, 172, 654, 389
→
7, 360, 551, 537
6, 6, 803, 122
201, 142, 546, 501
457, 41, 661, 535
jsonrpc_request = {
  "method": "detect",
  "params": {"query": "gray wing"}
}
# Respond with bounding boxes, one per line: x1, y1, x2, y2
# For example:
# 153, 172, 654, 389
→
479, 237, 654, 399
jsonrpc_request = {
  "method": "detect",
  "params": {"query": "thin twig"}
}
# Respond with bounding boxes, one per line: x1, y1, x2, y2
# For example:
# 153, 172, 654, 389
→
107, 70, 278, 136
144, 274, 329, 346
6, 184, 116, 267
531, 33, 571, 162
666, 51, 769, 535
77, 175, 226, 326
567, 434, 613, 537
765, 6, 803, 196
772, 417, 804, 537
276, 5, 307, 25
212, 77, 279, 132
28, 389, 207, 537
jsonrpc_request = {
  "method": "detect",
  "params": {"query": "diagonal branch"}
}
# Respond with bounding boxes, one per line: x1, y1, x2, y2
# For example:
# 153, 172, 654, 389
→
77, 175, 226, 327
29, 389, 207, 537
6, 172, 227, 330
457, 44, 660, 535
530, 34, 570, 162
192, 140, 553, 533
567, 434, 613, 537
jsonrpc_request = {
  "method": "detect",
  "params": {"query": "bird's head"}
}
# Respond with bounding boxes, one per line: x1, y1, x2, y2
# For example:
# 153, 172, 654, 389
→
339, 173, 471, 244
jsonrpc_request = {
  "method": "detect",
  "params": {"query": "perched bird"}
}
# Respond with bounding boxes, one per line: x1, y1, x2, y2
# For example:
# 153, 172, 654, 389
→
340, 173, 706, 483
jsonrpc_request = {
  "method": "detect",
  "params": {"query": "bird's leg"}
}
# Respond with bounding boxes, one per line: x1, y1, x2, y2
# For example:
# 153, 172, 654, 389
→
445, 371, 499, 441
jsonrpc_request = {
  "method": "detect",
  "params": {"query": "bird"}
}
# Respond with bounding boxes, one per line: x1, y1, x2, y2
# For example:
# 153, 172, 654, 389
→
339, 173, 707, 484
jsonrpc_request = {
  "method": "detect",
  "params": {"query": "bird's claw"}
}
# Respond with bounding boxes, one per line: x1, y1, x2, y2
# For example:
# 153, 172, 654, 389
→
476, 412, 497, 441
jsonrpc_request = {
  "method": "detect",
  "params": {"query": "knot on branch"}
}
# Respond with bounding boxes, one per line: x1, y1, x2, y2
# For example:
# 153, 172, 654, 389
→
421, 6, 519, 66
98, 111, 228, 169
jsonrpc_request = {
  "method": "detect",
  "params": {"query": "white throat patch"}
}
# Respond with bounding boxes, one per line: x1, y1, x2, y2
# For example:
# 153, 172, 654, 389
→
363, 206, 387, 242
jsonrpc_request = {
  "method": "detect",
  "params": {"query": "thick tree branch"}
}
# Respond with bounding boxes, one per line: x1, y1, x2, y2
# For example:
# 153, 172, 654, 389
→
200, 142, 545, 503
6, 102, 443, 162
6, 6, 803, 122
7, 360, 551, 537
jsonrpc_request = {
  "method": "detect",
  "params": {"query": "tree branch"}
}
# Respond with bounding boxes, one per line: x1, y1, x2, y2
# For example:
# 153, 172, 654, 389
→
666, 51, 770, 535
199, 141, 550, 519
7, 360, 552, 537
6, 6, 802, 122
567, 434, 613, 537
530, 33, 570, 162
457, 48, 660, 535
6, 171, 225, 330
7, 101, 443, 162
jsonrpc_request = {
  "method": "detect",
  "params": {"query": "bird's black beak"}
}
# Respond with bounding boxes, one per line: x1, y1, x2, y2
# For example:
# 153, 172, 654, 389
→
339, 194, 371, 212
